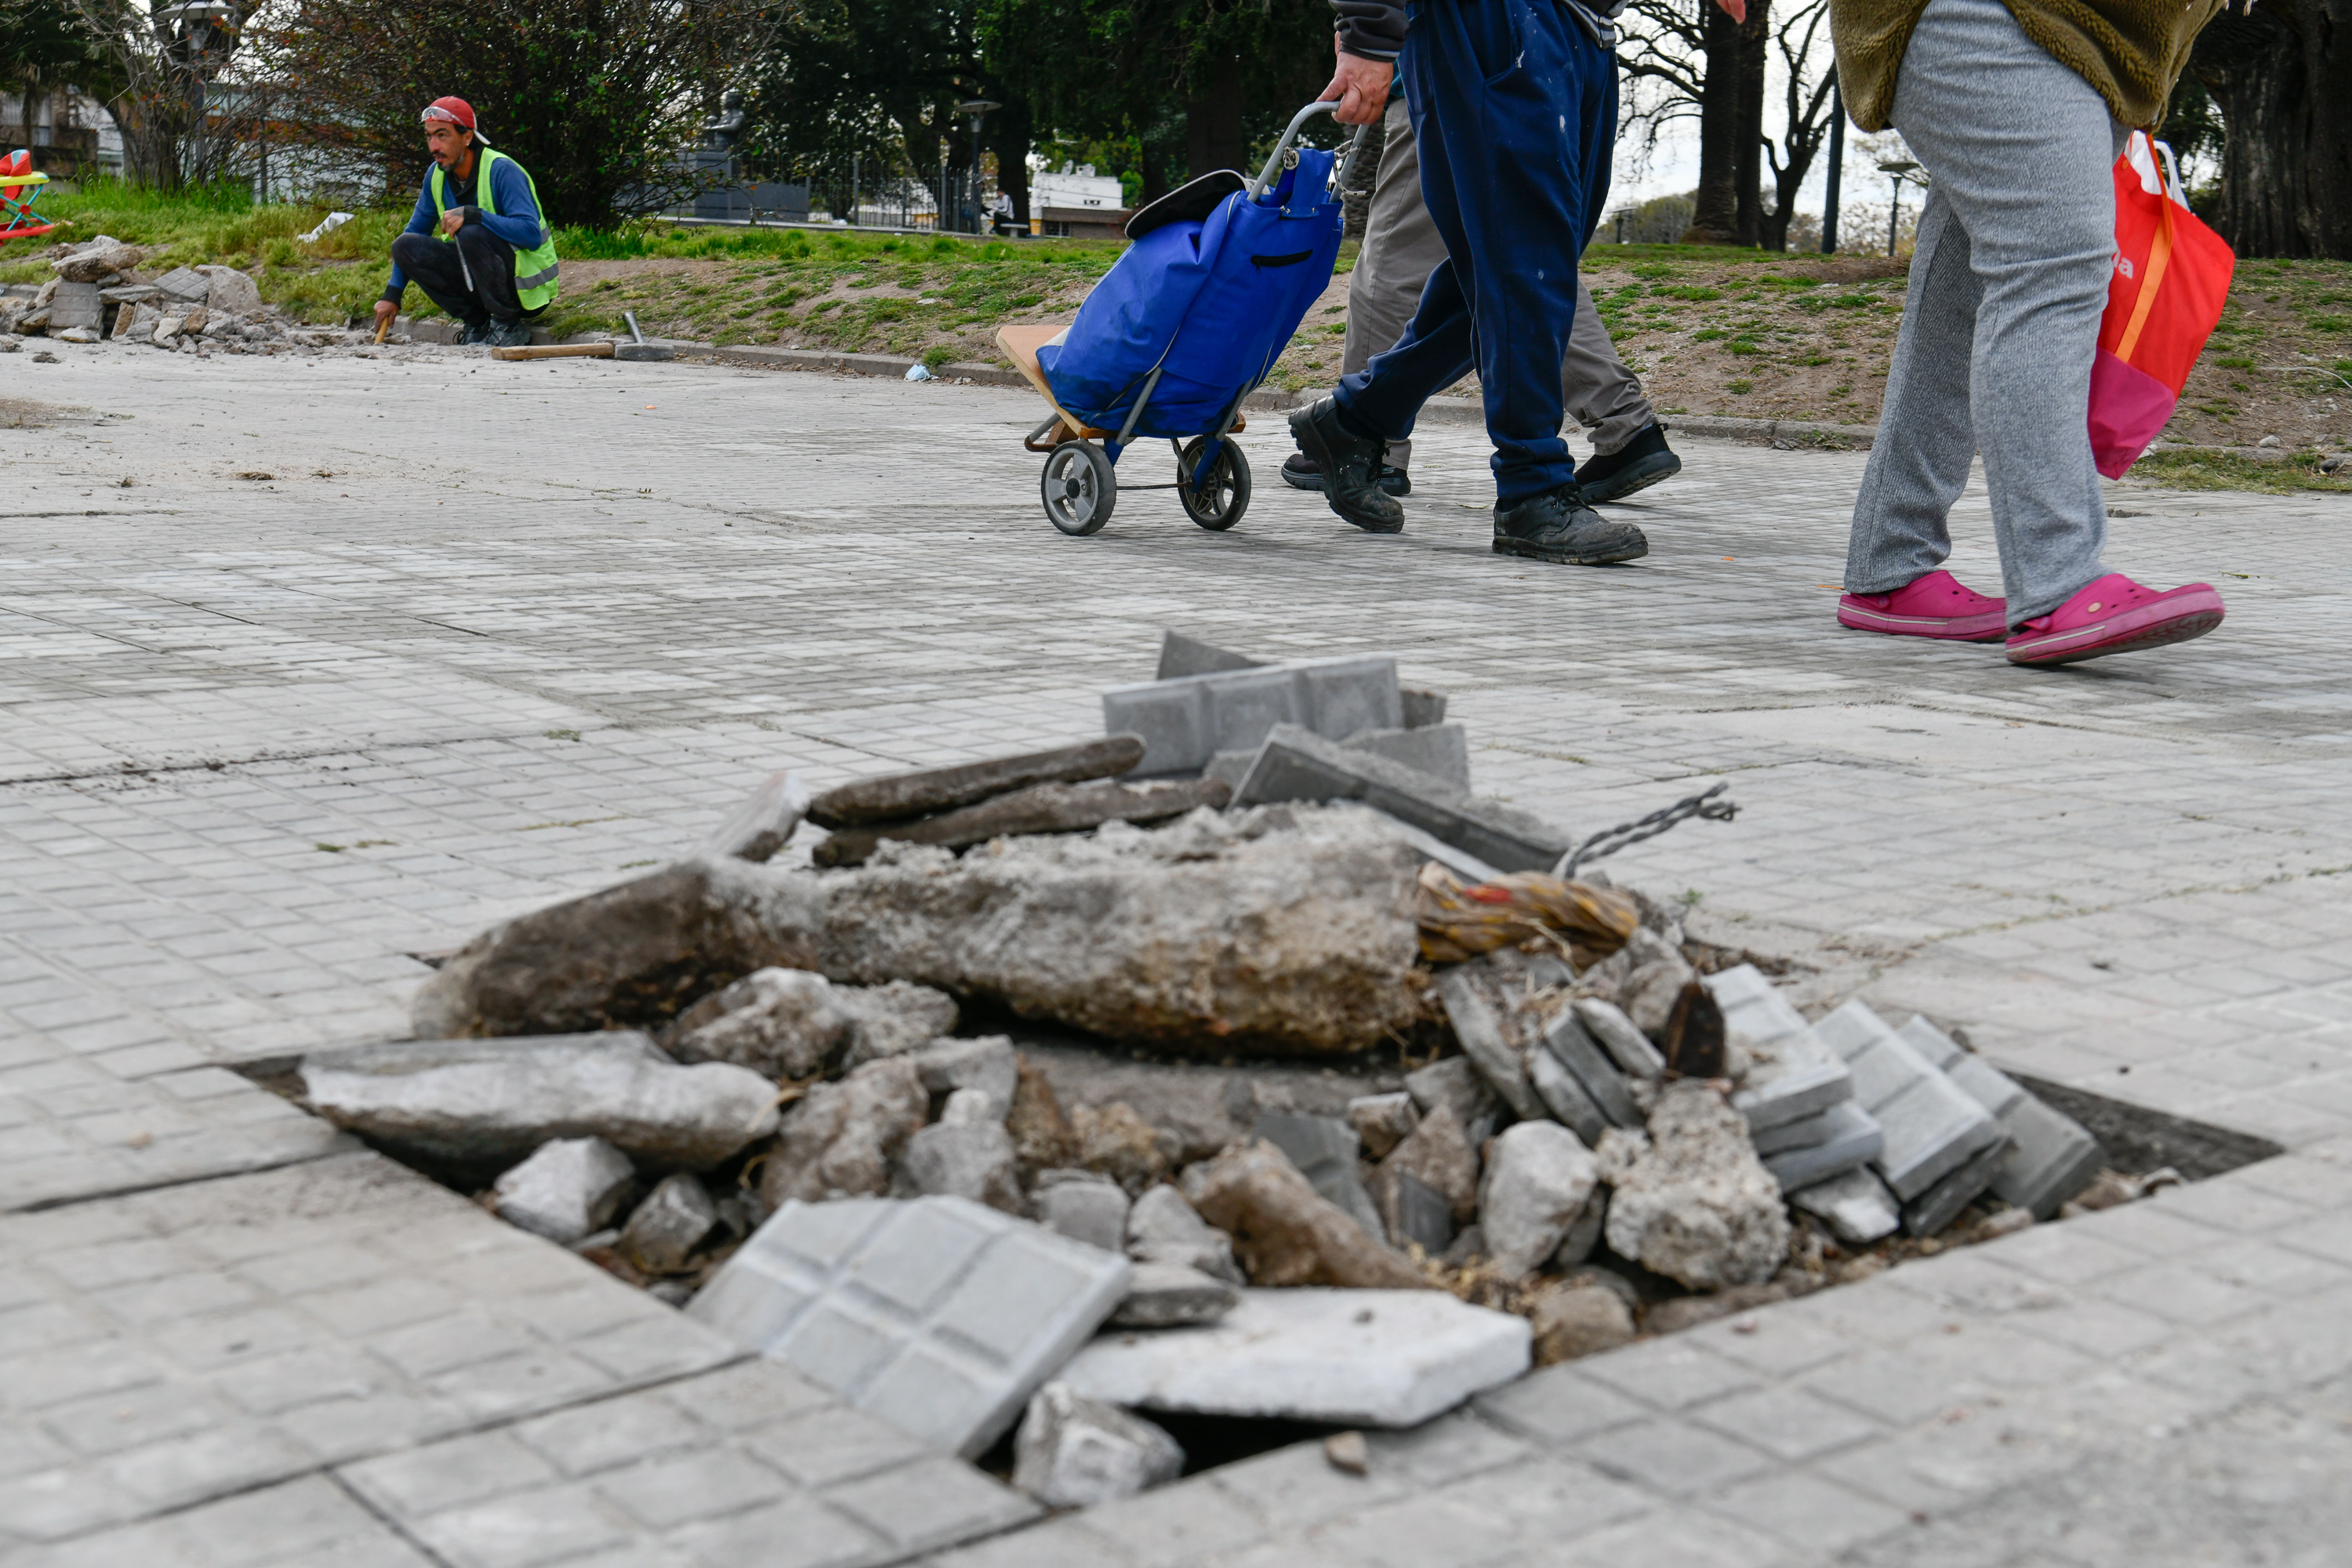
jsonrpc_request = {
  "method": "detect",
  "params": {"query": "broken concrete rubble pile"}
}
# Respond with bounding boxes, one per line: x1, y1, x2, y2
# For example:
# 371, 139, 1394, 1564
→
318, 626, 2143, 1512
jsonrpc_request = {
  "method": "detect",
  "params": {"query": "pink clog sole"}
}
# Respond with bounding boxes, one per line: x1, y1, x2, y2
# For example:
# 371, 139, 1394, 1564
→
2005, 588, 2226, 666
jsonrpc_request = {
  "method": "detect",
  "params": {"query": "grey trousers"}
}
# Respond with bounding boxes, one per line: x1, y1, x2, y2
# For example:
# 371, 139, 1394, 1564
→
1344, 96, 1656, 470
1844, 0, 2125, 622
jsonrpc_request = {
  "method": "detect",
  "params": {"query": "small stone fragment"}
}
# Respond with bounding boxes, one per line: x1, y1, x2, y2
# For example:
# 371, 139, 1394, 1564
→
1007, 1058, 1080, 1174
1012, 1383, 1185, 1508
1372, 1100, 1481, 1225
760, 1057, 928, 1207
1602, 1080, 1790, 1291
699, 771, 810, 862
492, 1137, 637, 1243
833, 978, 960, 1066
1528, 1281, 1637, 1365
1377, 1168, 1455, 1258
1254, 1111, 1384, 1242
1127, 1183, 1244, 1284
1073, 1100, 1178, 1192
1658, 980, 1728, 1079
897, 1094, 1025, 1214
1034, 1170, 1131, 1251
1347, 1091, 1419, 1160
1479, 1122, 1601, 1279
618, 1171, 719, 1273
1554, 1185, 1606, 1268
1111, 1260, 1240, 1327
1403, 1056, 1504, 1146
1323, 1429, 1370, 1475
909, 1035, 1019, 1120
1619, 930, 1699, 1041
806, 735, 1149, 828
1181, 1140, 1427, 1289
666, 967, 846, 1080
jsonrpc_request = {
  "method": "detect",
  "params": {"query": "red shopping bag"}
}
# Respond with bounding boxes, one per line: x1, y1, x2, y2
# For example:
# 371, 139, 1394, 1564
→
2089, 132, 2235, 478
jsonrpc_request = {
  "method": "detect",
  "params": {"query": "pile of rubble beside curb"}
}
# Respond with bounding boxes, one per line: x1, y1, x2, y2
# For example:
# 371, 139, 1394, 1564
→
286, 630, 2168, 1509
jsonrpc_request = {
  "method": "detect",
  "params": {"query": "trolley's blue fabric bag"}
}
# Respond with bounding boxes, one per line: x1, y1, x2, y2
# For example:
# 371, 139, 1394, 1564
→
1040, 147, 1345, 442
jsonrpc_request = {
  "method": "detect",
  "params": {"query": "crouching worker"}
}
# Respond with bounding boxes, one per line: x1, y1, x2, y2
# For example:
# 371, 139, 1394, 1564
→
372, 97, 559, 349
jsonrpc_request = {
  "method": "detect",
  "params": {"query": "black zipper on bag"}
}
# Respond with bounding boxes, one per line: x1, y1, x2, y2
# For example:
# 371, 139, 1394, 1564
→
1250, 249, 1312, 269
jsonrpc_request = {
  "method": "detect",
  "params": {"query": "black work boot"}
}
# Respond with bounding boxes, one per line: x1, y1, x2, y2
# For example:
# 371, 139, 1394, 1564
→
1288, 397, 1405, 532
1281, 452, 1413, 496
1575, 423, 1682, 506
1494, 485, 1649, 565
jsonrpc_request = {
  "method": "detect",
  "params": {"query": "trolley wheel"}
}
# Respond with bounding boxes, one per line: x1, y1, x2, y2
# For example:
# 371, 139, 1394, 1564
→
1040, 441, 1116, 535
1176, 436, 1251, 532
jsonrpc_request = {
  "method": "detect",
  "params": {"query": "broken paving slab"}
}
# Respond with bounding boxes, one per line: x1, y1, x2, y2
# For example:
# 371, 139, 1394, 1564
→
1896, 1015, 2105, 1219
1788, 1165, 1903, 1245
1814, 1000, 2008, 1203
699, 770, 810, 862
686, 1194, 1131, 1459
1341, 724, 1472, 790
805, 735, 1146, 828
813, 775, 1229, 867
1103, 655, 1403, 775
1759, 1101, 1885, 1192
1538, 1007, 1645, 1130
1056, 1287, 1530, 1428
1235, 724, 1570, 873
1701, 966, 1854, 1133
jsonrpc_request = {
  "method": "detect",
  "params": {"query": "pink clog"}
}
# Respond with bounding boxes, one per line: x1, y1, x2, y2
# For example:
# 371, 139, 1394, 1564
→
1838, 569, 2008, 641
2005, 572, 2224, 666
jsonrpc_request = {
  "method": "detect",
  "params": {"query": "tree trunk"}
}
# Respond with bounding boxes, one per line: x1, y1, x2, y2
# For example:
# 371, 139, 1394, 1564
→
988, 94, 1033, 223
1685, 5, 1742, 242
1185, 54, 1246, 179
1731, 2, 1769, 246
2190, 0, 2352, 260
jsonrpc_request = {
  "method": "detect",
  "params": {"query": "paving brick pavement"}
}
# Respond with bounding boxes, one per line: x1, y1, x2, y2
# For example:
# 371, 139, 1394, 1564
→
4, 342, 2350, 1563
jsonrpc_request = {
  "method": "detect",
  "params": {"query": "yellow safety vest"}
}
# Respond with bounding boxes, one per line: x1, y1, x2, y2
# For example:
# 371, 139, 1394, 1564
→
431, 147, 560, 310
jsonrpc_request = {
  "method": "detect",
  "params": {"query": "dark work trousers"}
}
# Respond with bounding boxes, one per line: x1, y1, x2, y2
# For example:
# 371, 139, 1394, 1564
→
1330, 0, 1617, 503
390, 225, 539, 326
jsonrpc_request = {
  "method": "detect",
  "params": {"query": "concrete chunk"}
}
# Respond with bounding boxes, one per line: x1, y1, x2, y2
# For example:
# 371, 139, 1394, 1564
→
1403, 1056, 1503, 1147
1035, 1171, 1131, 1252
1013, 1383, 1184, 1506
1527, 1046, 1609, 1145
1104, 656, 1403, 775
1816, 1000, 2007, 1203
301, 1033, 780, 1178
1538, 1007, 1645, 1129
1232, 724, 1570, 873
1601, 1081, 1789, 1291
1254, 1111, 1385, 1243
1057, 1287, 1530, 1428
1341, 724, 1471, 790
1761, 1101, 1885, 1191
1788, 1166, 1903, 1245
1896, 1016, 2104, 1219
1478, 1122, 1599, 1279
1126, 1183, 1243, 1284
807, 736, 1147, 828
814, 775, 1230, 866
897, 1101, 1024, 1214
617, 1171, 719, 1273
700, 771, 810, 862
1400, 687, 1448, 728
688, 1194, 1131, 1457
1571, 998, 1664, 1079
665, 966, 846, 1080
492, 1137, 636, 1243
1156, 630, 1261, 680
909, 1036, 1019, 1120
1347, 1091, 1418, 1160
1181, 1140, 1425, 1289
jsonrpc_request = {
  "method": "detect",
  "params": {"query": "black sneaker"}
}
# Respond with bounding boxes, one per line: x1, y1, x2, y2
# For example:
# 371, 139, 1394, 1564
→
1494, 485, 1648, 565
1281, 452, 1412, 497
457, 317, 494, 345
484, 318, 535, 350
1288, 397, 1405, 532
1576, 423, 1682, 506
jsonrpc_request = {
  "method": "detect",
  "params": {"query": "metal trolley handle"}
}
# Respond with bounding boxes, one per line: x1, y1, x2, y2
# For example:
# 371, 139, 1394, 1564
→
1249, 100, 1377, 202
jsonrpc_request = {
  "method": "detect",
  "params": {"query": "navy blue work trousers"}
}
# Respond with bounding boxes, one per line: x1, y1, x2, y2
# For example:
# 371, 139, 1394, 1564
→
1330, 0, 1617, 503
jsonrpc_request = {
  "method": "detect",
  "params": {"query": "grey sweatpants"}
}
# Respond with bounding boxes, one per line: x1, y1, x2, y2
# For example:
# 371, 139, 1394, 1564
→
1844, 0, 2126, 622
1344, 96, 1656, 471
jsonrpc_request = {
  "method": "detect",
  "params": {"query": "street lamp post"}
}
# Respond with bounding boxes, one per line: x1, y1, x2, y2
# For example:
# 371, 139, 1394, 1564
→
1878, 159, 1921, 256
1822, 71, 1844, 255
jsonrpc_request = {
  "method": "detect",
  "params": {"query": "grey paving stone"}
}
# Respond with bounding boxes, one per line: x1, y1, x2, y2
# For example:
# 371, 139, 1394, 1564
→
1231, 725, 1571, 873
1537, 1008, 1644, 1129
1787, 1164, 1904, 1245
1100, 655, 1401, 775
1703, 966, 1853, 1132
1898, 1014, 2105, 1219
1816, 1000, 2006, 1202
1338, 723, 1472, 790
11, 1473, 437, 1568
685, 1195, 1131, 1458
1761, 1100, 1885, 1191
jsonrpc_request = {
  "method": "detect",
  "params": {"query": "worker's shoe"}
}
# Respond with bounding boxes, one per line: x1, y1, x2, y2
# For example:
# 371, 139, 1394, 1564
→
2005, 572, 2224, 666
483, 318, 535, 350
1494, 485, 1648, 565
1576, 423, 1682, 506
456, 317, 494, 345
1280, 452, 1412, 497
1289, 397, 1404, 533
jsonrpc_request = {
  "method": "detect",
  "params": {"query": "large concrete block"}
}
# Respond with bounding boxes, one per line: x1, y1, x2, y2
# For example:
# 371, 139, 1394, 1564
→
1102, 655, 1401, 775
1340, 724, 1472, 790
1233, 724, 1570, 873
1896, 1016, 2104, 1219
686, 1195, 1131, 1458
1815, 1000, 2005, 1203
47, 279, 102, 330
1055, 1287, 1530, 1427
1760, 1101, 1884, 1192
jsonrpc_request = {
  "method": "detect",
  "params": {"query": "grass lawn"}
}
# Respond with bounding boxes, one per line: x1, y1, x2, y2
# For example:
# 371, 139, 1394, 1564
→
8, 184, 2347, 493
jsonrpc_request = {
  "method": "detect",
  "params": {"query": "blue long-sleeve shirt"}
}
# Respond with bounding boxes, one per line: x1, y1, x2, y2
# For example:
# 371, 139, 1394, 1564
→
383, 151, 549, 299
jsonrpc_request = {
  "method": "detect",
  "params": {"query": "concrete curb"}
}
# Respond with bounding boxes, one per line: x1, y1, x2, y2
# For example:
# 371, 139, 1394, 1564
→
675, 342, 1888, 449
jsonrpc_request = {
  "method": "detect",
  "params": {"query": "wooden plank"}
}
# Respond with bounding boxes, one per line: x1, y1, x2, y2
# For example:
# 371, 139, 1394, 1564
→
489, 343, 616, 361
